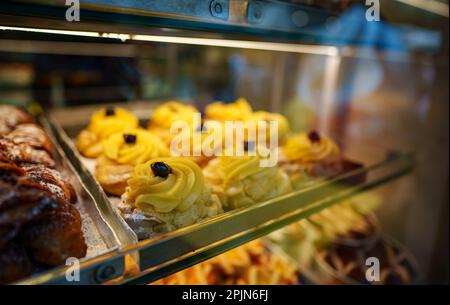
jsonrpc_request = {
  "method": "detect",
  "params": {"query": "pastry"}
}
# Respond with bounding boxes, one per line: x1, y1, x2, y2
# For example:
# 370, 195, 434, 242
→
153, 240, 299, 285
147, 101, 199, 145
204, 97, 253, 122
246, 111, 290, 145
171, 123, 223, 168
0, 105, 34, 135
21, 163, 77, 203
76, 106, 139, 158
0, 158, 86, 282
0, 107, 87, 283
203, 155, 292, 210
316, 237, 418, 285
119, 157, 223, 239
205, 98, 253, 122
0, 241, 33, 284
95, 128, 169, 196
6, 123, 52, 154
0, 136, 55, 167
279, 130, 343, 189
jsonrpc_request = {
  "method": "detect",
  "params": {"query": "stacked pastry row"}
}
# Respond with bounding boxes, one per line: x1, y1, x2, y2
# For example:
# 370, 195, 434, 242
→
0, 105, 87, 284
75, 99, 362, 239
153, 239, 299, 285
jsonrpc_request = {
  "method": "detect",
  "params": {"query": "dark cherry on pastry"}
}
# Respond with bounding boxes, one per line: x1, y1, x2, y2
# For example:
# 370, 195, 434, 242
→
105, 107, 115, 116
21, 163, 76, 203
0, 105, 35, 135
0, 136, 55, 167
6, 123, 53, 154
123, 133, 137, 144
151, 161, 172, 178
308, 130, 321, 143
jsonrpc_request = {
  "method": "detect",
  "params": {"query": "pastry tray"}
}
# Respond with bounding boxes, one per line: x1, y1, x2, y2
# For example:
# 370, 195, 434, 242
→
13, 115, 129, 285
48, 101, 414, 285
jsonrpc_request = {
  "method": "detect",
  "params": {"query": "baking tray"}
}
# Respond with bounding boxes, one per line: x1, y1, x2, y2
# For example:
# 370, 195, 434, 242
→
49, 101, 414, 284
12, 115, 128, 285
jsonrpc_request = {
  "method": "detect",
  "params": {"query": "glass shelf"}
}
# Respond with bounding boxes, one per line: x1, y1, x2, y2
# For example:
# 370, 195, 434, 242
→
118, 152, 413, 285
15, 101, 412, 285
25, 107, 414, 285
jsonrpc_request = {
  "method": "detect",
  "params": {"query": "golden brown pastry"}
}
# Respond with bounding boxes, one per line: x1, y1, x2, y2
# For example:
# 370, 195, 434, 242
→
21, 163, 76, 203
0, 241, 33, 284
0, 136, 55, 167
21, 202, 87, 267
0, 105, 35, 135
153, 240, 299, 285
6, 123, 52, 154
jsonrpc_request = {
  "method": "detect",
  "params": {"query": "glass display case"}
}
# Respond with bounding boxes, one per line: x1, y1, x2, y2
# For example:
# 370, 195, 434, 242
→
0, 0, 448, 285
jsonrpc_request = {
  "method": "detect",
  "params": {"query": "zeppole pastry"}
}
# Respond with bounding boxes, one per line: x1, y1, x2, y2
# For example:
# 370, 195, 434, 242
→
203, 155, 292, 210
246, 110, 290, 145
204, 97, 253, 122
95, 128, 169, 196
76, 107, 138, 158
147, 101, 199, 145
279, 131, 344, 189
119, 157, 223, 239
153, 240, 299, 285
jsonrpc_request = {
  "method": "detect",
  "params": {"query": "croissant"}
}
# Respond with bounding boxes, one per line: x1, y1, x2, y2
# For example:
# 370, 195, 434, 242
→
0, 136, 55, 167
6, 123, 53, 154
21, 163, 76, 203
0, 105, 35, 135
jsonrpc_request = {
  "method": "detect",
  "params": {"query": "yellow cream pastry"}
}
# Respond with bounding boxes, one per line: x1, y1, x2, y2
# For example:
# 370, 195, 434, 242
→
95, 128, 169, 196
279, 131, 342, 189
170, 122, 224, 167
204, 97, 253, 122
119, 157, 223, 238
203, 155, 291, 210
246, 111, 290, 144
76, 107, 138, 158
147, 101, 199, 145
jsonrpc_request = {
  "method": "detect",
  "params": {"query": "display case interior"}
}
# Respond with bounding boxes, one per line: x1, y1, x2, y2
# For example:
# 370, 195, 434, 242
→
0, 0, 448, 285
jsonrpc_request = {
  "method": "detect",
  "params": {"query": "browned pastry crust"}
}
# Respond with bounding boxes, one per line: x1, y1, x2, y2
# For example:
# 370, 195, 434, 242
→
0, 159, 60, 248
0, 157, 87, 281
95, 155, 134, 196
0, 105, 35, 135
21, 202, 87, 266
0, 241, 33, 284
21, 163, 76, 203
0, 136, 55, 168
6, 123, 53, 154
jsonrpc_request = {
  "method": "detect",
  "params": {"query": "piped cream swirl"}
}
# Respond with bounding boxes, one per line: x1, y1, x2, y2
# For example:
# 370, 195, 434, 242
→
126, 157, 209, 214
282, 132, 340, 163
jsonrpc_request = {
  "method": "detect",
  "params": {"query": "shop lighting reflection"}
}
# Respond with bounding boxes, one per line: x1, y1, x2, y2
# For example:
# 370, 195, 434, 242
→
0, 26, 338, 56
396, 0, 449, 18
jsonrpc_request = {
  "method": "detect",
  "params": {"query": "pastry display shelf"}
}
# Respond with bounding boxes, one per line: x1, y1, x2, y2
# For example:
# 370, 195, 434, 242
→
43, 107, 413, 285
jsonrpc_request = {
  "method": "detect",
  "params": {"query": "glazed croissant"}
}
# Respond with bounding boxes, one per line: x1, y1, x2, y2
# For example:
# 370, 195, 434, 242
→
0, 106, 87, 284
